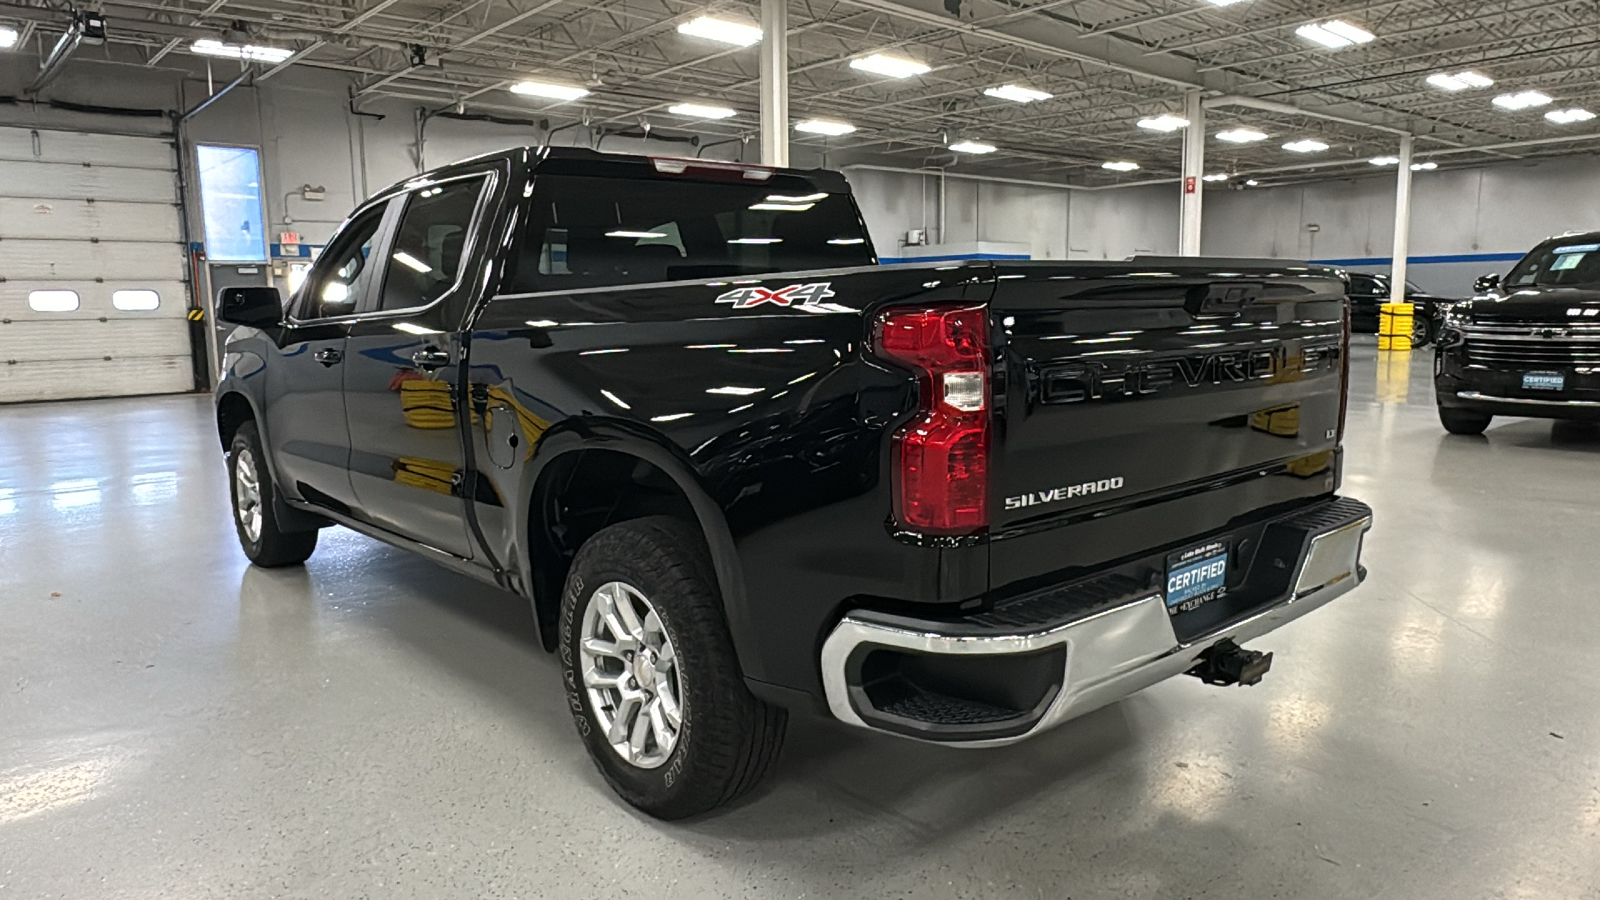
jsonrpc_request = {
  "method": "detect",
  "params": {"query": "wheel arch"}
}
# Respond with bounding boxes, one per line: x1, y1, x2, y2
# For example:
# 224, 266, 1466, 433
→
519, 426, 749, 662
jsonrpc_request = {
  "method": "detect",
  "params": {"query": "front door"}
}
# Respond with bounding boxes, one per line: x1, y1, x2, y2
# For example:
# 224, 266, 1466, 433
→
341, 174, 491, 558
262, 201, 390, 513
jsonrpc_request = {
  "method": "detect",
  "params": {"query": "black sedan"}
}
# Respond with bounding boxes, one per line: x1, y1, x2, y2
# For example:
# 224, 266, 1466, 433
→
1345, 272, 1460, 347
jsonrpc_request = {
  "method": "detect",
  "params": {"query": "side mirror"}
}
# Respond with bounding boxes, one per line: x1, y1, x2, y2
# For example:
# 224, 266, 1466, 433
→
1473, 272, 1501, 294
218, 286, 285, 327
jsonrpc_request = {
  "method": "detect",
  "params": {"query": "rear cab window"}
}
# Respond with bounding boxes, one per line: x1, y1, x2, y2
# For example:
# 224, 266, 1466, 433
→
511, 165, 875, 292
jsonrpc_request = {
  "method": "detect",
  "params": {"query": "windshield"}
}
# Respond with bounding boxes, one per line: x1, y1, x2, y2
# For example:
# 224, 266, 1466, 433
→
1506, 239, 1600, 289
516, 174, 875, 290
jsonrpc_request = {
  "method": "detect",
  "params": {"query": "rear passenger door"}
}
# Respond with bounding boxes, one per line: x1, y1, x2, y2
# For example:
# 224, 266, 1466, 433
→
341, 171, 496, 558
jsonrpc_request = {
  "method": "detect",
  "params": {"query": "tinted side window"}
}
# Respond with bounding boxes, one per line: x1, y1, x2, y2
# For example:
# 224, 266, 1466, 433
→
1349, 275, 1379, 295
297, 205, 386, 320
375, 179, 485, 312
512, 174, 874, 292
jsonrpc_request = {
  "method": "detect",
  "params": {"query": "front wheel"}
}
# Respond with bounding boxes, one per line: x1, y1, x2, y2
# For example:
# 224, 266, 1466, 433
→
1411, 315, 1434, 348
1439, 406, 1492, 435
560, 516, 785, 819
229, 421, 318, 567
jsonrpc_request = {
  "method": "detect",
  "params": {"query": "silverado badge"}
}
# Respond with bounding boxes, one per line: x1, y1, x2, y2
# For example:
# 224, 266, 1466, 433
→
715, 282, 836, 310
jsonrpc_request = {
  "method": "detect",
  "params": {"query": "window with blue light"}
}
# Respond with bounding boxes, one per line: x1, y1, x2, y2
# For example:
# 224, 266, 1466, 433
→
196, 145, 268, 262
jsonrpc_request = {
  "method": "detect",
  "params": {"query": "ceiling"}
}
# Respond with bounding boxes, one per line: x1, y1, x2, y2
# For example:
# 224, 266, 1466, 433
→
3, 0, 1599, 185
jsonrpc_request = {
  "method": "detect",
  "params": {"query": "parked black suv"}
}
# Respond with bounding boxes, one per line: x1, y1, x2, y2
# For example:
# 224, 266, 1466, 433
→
1346, 272, 1457, 347
1436, 231, 1600, 434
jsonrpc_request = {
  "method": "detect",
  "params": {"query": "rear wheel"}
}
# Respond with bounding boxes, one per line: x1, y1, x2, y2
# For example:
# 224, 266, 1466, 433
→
229, 421, 318, 567
1439, 407, 1492, 435
560, 516, 785, 819
1410, 315, 1433, 348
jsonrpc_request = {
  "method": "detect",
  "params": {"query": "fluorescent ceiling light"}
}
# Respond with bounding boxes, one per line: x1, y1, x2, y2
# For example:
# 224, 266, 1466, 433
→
1136, 114, 1190, 132
1216, 127, 1268, 143
1201, 173, 1229, 182
1205, 0, 1247, 5
1244, 179, 1260, 186
948, 140, 996, 154
984, 84, 1052, 103
1492, 90, 1552, 110
1101, 160, 1140, 172
708, 386, 763, 395
391, 251, 431, 273
1295, 20, 1374, 49
1426, 70, 1493, 91
849, 54, 930, 79
0, 27, 17, 49
677, 16, 762, 47
749, 202, 814, 211
510, 80, 589, 101
729, 237, 782, 244
794, 119, 855, 136
392, 322, 442, 335
1546, 107, 1596, 124
828, 238, 866, 245
768, 192, 827, 203
1410, 161, 1438, 171
668, 102, 736, 119
607, 230, 667, 239
1369, 156, 1400, 166
190, 39, 294, 63
1282, 138, 1329, 153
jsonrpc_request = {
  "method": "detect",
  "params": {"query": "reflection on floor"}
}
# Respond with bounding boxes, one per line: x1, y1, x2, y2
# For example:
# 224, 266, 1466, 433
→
3, 337, 1599, 898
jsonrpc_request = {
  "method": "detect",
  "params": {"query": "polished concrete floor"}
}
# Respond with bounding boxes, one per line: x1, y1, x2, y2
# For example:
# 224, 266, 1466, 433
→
4, 339, 1599, 899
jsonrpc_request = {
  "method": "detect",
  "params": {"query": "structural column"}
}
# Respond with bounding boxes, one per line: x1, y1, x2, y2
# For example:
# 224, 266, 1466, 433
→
1389, 134, 1415, 302
1179, 90, 1205, 256
759, 0, 789, 167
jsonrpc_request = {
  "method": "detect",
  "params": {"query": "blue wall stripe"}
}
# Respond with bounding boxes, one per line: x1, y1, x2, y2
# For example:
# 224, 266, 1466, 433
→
879, 252, 1032, 264
1312, 251, 1525, 266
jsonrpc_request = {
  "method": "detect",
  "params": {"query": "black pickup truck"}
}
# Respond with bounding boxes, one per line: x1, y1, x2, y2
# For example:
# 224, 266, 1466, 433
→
215, 147, 1372, 818
1436, 232, 1600, 434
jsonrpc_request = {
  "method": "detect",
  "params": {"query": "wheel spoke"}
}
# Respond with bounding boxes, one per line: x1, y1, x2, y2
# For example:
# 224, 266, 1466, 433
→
581, 637, 624, 661
629, 699, 653, 756
607, 693, 641, 745
655, 682, 682, 728
613, 588, 648, 644
583, 666, 624, 690
648, 699, 672, 746
596, 589, 635, 651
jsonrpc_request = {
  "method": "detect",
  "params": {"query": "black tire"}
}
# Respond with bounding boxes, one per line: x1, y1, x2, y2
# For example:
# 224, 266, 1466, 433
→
1439, 406, 1492, 435
228, 421, 318, 567
559, 516, 785, 819
1410, 315, 1434, 348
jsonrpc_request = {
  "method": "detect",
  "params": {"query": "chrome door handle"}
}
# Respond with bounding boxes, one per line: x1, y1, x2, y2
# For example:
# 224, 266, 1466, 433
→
411, 347, 451, 370
313, 348, 343, 366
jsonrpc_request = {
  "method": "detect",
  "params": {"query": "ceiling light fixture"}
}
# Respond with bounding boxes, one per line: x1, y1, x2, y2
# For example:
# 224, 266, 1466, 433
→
984, 84, 1053, 103
1546, 107, 1596, 124
190, 39, 294, 63
1295, 20, 1375, 49
1216, 127, 1268, 143
1492, 90, 1553, 110
749, 202, 815, 211
676, 16, 762, 47
1410, 161, 1438, 171
1101, 160, 1140, 172
794, 119, 856, 136
607, 230, 667, 239
667, 102, 736, 119
1282, 138, 1329, 153
1369, 156, 1400, 166
1426, 71, 1493, 91
948, 140, 996, 154
509, 80, 590, 102
1204, 0, 1247, 5
1136, 113, 1190, 132
1201, 173, 1229, 182
849, 53, 930, 79
1244, 179, 1260, 186
0, 27, 17, 49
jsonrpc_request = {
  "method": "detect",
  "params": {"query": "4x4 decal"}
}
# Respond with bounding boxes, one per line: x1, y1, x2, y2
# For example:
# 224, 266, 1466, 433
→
715, 282, 836, 310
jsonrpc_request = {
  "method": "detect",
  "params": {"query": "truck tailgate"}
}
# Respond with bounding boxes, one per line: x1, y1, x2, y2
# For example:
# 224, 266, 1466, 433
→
987, 259, 1347, 593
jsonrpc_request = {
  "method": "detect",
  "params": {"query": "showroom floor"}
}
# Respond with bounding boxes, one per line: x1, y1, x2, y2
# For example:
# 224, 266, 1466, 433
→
3, 340, 1598, 899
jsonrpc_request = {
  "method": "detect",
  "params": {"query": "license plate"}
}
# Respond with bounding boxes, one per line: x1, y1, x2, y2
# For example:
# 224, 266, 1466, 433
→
1166, 541, 1229, 616
1523, 371, 1565, 391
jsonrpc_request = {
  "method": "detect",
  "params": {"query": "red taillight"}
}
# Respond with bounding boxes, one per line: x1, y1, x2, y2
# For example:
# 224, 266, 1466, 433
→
874, 305, 990, 536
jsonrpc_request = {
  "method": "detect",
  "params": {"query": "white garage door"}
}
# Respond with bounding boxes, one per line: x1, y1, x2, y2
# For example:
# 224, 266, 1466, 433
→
0, 127, 193, 403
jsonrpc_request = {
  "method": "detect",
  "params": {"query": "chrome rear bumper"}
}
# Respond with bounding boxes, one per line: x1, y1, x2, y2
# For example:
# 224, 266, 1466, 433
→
819, 501, 1371, 746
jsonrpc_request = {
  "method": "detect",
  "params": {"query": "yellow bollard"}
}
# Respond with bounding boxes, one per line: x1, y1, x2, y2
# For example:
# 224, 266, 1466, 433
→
1378, 301, 1415, 351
